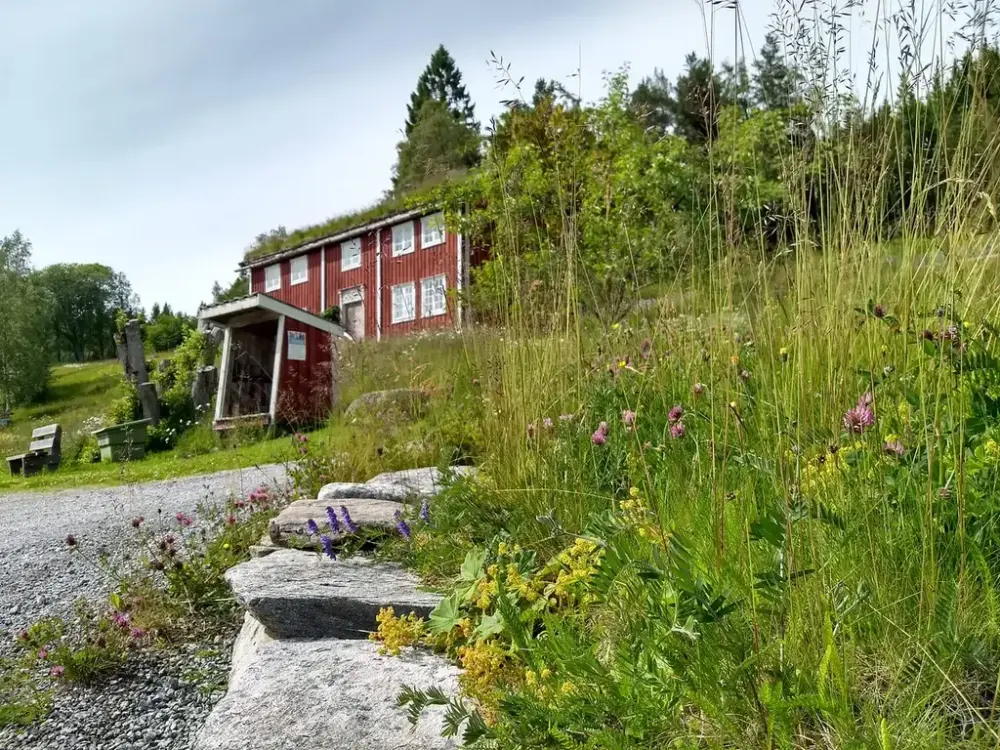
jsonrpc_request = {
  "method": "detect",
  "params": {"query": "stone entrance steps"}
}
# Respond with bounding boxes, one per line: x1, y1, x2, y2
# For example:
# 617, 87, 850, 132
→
193, 467, 473, 750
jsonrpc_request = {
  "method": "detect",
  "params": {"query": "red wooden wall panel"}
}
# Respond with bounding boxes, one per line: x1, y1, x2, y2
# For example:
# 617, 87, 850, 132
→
380, 216, 457, 337
250, 250, 322, 314
324, 230, 379, 339
275, 318, 333, 425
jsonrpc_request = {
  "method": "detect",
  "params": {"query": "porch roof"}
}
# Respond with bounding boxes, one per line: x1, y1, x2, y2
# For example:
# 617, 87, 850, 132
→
198, 293, 349, 338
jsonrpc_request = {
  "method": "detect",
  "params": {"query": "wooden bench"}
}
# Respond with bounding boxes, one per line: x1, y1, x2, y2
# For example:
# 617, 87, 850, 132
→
7, 424, 62, 477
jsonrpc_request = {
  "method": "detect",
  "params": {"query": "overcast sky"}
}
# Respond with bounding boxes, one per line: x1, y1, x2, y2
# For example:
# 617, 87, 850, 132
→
0, 0, 917, 312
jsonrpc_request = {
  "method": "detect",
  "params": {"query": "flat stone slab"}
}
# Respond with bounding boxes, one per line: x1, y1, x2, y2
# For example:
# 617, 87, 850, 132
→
195, 638, 458, 750
225, 549, 440, 639
269, 497, 400, 546
318, 466, 475, 504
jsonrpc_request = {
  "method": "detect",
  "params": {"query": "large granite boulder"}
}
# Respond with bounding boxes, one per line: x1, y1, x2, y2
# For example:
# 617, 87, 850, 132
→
195, 637, 458, 750
225, 549, 440, 639
344, 388, 429, 420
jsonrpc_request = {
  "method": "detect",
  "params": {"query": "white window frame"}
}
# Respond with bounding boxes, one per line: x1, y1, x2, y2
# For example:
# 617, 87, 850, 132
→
391, 221, 414, 257
421, 274, 447, 318
264, 264, 281, 292
290, 256, 309, 286
341, 238, 362, 271
421, 212, 446, 248
391, 282, 416, 324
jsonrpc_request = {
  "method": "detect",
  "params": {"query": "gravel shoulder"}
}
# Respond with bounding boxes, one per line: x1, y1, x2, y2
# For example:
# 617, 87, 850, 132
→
0, 464, 289, 750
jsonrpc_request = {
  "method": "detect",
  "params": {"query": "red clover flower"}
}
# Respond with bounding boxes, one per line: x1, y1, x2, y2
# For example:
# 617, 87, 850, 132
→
591, 421, 609, 446
668, 405, 684, 423
670, 422, 686, 439
622, 410, 636, 429
843, 393, 875, 434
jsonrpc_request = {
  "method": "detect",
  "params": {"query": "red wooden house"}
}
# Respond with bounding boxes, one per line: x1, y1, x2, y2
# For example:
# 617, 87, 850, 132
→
241, 207, 477, 340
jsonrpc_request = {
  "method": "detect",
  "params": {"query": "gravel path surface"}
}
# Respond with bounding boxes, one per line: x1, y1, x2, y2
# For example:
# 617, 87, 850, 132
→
0, 464, 289, 750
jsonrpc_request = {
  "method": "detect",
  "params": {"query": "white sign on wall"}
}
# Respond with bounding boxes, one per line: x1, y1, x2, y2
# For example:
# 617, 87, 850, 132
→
287, 330, 307, 361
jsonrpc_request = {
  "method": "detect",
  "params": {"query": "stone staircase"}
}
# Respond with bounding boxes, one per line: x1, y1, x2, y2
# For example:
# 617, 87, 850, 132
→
194, 468, 473, 750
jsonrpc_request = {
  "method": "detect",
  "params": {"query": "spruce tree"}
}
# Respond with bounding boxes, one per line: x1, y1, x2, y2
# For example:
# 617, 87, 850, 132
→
405, 45, 477, 135
752, 33, 798, 110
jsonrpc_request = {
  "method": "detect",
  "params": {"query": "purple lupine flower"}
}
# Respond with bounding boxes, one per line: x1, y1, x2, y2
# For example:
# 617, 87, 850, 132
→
622, 410, 636, 429
340, 506, 359, 534
883, 440, 905, 457
670, 422, 686, 439
320, 535, 337, 559
325, 506, 341, 535
394, 511, 412, 541
419, 499, 431, 524
306, 519, 320, 536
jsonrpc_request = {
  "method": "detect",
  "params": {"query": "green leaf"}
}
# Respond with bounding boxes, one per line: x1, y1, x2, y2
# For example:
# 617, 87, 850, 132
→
460, 548, 487, 582
474, 610, 505, 640
428, 592, 462, 634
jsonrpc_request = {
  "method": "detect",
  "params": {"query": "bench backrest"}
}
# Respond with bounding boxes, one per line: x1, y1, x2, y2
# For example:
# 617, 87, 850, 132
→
29, 424, 61, 457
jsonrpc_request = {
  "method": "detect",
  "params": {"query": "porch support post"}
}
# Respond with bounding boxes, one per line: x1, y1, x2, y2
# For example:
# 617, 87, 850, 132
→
214, 327, 233, 423
269, 315, 286, 422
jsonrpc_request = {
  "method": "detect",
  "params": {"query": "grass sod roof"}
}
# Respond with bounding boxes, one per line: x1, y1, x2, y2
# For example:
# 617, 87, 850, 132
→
241, 175, 471, 265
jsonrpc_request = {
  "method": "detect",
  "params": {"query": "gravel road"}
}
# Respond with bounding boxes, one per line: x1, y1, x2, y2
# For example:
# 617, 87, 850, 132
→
0, 464, 289, 750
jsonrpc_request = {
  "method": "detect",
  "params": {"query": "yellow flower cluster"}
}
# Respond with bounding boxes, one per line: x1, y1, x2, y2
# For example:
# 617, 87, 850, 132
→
986, 439, 1000, 461
523, 666, 578, 706
800, 452, 844, 493
543, 537, 604, 605
458, 639, 521, 723
370, 607, 426, 656
620, 487, 668, 546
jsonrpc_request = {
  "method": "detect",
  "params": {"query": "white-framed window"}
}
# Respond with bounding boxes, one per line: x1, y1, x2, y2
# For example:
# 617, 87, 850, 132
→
341, 238, 362, 271
264, 264, 281, 292
290, 256, 308, 285
391, 282, 415, 323
392, 221, 414, 257
421, 274, 447, 317
421, 212, 445, 248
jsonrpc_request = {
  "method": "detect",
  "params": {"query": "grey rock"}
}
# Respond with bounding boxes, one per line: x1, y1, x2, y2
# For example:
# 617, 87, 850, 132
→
194, 638, 458, 750
317, 481, 411, 503
225, 549, 440, 639
268, 497, 401, 546
344, 388, 429, 420
366, 466, 475, 499
229, 613, 273, 688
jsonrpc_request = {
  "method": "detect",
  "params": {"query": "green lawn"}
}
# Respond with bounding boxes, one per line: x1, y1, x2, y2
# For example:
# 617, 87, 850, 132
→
0, 359, 303, 492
